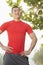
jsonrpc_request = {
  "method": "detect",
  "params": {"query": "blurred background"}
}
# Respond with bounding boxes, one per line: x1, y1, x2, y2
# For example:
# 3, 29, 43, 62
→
0, 0, 43, 65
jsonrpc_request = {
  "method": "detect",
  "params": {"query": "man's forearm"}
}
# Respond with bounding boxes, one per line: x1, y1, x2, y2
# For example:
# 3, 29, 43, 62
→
28, 38, 37, 53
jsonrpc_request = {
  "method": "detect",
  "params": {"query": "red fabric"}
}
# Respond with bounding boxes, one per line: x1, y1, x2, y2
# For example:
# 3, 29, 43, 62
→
0, 20, 33, 54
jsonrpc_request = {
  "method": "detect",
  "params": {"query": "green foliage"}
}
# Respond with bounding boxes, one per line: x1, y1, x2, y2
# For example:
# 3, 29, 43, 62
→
6, 0, 43, 29
24, 0, 43, 30
33, 44, 43, 65
6, 0, 13, 7
40, 43, 43, 47
17, 0, 22, 6
6, 0, 22, 7
41, 35, 43, 38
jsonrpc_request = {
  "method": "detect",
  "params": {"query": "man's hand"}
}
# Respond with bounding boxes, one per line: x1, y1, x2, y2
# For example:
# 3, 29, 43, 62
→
20, 50, 31, 56
1, 46, 13, 53
0, 42, 13, 53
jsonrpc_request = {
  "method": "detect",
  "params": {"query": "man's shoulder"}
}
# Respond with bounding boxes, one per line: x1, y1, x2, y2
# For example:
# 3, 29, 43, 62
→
1, 20, 13, 27
21, 21, 32, 30
21, 20, 30, 26
5, 20, 14, 24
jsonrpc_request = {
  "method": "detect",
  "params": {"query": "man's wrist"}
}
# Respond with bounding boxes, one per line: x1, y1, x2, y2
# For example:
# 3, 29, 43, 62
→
27, 48, 32, 54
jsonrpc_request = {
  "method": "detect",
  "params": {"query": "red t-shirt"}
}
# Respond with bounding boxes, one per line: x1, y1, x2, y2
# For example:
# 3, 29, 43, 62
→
0, 20, 33, 54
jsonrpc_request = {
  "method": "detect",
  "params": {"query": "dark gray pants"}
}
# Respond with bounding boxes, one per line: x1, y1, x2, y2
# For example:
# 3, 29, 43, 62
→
3, 54, 29, 65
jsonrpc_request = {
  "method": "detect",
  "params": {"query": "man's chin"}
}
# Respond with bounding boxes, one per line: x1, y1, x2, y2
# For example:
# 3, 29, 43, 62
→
16, 17, 20, 19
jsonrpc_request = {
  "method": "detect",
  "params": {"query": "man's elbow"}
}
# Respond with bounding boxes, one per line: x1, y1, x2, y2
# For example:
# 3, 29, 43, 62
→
33, 37, 37, 42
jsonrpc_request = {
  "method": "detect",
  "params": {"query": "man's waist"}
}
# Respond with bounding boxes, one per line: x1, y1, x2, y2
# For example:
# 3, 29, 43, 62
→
5, 49, 24, 55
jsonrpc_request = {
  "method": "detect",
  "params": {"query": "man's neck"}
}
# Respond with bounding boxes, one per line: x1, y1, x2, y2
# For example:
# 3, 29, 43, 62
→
14, 19, 20, 22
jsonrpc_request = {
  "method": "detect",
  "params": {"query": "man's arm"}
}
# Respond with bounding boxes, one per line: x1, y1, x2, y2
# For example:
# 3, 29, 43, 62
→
0, 30, 3, 47
20, 32, 37, 56
28, 32, 37, 53
0, 30, 12, 53
0, 30, 2, 34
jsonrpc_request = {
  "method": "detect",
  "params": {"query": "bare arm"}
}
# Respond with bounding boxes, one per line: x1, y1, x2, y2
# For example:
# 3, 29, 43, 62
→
0, 30, 12, 53
28, 32, 37, 53
20, 32, 37, 56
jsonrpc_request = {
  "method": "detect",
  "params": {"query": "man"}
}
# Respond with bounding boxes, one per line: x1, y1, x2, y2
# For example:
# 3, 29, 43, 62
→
0, 6, 37, 65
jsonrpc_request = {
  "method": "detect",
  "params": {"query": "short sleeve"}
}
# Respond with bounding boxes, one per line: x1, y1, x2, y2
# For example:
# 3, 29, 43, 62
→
26, 23, 33, 34
0, 22, 9, 32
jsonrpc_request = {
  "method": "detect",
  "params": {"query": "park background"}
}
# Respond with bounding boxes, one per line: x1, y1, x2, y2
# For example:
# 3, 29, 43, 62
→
0, 0, 43, 65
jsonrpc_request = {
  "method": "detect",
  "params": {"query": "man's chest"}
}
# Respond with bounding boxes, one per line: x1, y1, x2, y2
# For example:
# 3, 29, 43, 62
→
7, 23, 26, 33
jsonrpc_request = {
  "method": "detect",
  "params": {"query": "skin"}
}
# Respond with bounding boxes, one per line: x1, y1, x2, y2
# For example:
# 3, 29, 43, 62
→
12, 7, 22, 21
0, 7, 37, 56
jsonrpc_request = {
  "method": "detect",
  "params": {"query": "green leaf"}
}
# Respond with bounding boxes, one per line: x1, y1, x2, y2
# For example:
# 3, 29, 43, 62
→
38, 10, 42, 15
9, 13, 13, 17
41, 44, 43, 47
6, 0, 13, 6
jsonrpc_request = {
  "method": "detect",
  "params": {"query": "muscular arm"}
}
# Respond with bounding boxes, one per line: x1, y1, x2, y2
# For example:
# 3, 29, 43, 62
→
20, 24, 37, 56
20, 32, 37, 56
28, 32, 37, 53
0, 30, 12, 52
